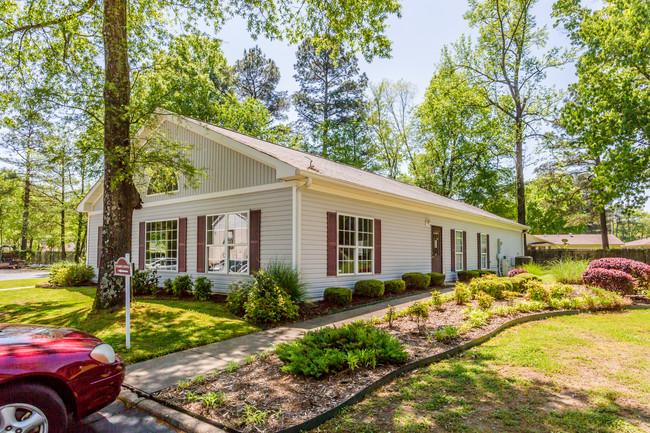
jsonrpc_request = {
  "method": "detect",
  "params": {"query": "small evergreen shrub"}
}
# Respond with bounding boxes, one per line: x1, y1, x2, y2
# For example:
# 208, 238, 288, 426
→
429, 290, 443, 309
263, 259, 307, 303
226, 279, 254, 316
244, 271, 299, 325
384, 279, 406, 294
402, 273, 431, 290
354, 279, 385, 297
161, 278, 174, 296
457, 270, 481, 282
581, 268, 638, 295
324, 287, 353, 306
132, 268, 159, 296
427, 273, 446, 287
275, 321, 408, 378
49, 262, 95, 287
453, 282, 471, 304
193, 276, 212, 301
549, 283, 573, 299
171, 275, 193, 297
588, 257, 650, 288
475, 291, 494, 309
508, 268, 528, 277
526, 282, 550, 303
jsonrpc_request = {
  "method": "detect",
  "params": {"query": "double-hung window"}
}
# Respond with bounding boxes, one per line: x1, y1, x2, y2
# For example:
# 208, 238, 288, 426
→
207, 212, 249, 274
338, 214, 374, 275
455, 230, 464, 271
480, 233, 488, 269
145, 219, 178, 271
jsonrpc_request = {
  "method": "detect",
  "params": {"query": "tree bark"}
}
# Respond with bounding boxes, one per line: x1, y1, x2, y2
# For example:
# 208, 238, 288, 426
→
60, 163, 66, 261
20, 157, 31, 255
515, 119, 526, 225
599, 209, 610, 250
94, 0, 140, 310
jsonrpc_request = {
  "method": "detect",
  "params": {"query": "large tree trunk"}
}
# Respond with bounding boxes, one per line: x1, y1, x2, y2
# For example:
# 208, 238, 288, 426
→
94, 0, 140, 310
20, 158, 31, 254
515, 119, 526, 226
60, 165, 66, 261
599, 209, 610, 250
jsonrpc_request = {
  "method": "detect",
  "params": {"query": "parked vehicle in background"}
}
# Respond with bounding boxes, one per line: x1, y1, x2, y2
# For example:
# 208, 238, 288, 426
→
0, 324, 125, 433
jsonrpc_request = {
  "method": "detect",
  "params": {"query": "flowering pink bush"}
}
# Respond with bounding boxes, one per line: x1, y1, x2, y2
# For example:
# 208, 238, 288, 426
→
581, 268, 638, 295
588, 257, 650, 288
508, 268, 528, 277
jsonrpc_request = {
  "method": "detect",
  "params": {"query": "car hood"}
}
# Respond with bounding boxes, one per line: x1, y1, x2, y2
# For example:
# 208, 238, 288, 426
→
0, 323, 104, 350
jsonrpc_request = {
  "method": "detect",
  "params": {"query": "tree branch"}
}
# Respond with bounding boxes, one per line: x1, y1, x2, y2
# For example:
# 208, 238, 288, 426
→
1, 0, 97, 40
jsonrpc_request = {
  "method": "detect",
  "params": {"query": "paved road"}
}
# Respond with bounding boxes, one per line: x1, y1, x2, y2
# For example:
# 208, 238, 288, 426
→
67, 401, 181, 433
0, 269, 49, 281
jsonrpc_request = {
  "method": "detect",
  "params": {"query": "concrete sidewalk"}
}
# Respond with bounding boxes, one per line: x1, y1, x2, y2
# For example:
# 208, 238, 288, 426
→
125, 289, 446, 394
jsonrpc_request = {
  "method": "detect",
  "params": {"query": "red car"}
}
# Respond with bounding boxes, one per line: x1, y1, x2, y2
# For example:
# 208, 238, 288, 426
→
0, 324, 125, 433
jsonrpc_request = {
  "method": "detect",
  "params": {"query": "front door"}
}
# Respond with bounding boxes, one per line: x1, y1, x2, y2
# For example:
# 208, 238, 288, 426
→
431, 225, 443, 273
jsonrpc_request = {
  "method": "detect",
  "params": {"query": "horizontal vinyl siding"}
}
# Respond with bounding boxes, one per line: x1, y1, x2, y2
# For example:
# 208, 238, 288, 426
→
143, 121, 278, 204
86, 213, 103, 273
300, 189, 524, 299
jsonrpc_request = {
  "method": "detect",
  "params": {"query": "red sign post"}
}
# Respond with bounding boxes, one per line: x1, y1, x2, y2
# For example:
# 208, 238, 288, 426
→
114, 254, 133, 349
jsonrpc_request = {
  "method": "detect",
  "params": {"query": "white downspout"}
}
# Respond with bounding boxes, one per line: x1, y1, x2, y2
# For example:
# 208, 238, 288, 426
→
293, 177, 312, 268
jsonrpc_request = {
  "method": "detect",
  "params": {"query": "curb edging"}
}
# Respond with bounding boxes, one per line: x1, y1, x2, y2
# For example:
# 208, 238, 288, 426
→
128, 306, 650, 433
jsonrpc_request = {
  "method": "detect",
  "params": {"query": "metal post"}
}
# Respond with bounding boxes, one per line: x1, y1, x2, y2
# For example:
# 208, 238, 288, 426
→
125, 253, 131, 350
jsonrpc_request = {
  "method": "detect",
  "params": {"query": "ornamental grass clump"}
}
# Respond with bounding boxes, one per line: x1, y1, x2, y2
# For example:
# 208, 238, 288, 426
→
588, 257, 650, 288
263, 259, 307, 303
581, 268, 638, 295
549, 259, 589, 284
275, 321, 408, 378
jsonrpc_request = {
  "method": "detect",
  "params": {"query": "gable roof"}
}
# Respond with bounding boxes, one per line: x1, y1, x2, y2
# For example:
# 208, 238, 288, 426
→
78, 111, 527, 230
528, 234, 624, 246
623, 237, 650, 247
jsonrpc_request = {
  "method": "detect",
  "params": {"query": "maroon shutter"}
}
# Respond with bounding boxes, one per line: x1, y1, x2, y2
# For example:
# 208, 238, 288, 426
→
97, 226, 103, 268
196, 216, 206, 273
374, 218, 381, 274
463, 231, 467, 271
178, 217, 187, 272
138, 222, 146, 270
249, 209, 261, 273
327, 212, 337, 276
450, 229, 456, 272
477, 233, 482, 270
487, 234, 491, 269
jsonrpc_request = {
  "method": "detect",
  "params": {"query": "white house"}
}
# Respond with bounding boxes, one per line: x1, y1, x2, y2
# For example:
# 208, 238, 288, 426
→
77, 111, 528, 299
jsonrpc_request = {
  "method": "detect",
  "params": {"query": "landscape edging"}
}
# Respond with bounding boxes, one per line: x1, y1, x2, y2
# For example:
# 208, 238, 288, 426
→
134, 305, 650, 433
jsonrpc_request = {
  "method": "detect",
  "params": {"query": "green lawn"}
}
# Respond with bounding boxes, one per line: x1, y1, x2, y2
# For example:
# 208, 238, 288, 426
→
316, 310, 650, 433
0, 278, 50, 290
0, 287, 259, 364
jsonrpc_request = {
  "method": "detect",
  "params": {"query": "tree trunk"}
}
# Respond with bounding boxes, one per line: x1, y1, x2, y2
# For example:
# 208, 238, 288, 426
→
20, 158, 31, 254
94, 0, 139, 310
515, 119, 526, 225
60, 164, 66, 261
599, 209, 610, 250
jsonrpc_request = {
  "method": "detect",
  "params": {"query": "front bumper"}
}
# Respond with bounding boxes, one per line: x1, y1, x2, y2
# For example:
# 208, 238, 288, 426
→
69, 360, 125, 419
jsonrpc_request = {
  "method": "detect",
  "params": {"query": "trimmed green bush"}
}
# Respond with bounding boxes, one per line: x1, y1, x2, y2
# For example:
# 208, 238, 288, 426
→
49, 262, 95, 287
510, 273, 542, 292
402, 273, 431, 291
132, 268, 159, 296
427, 273, 446, 287
354, 279, 385, 297
160, 278, 174, 296
171, 275, 193, 297
475, 291, 494, 309
468, 277, 513, 300
263, 259, 307, 303
457, 270, 480, 282
226, 279, 253, 316
275, 321, 408, 378
324, 287, 353, 306
244, 271, 298, 325
384, 279, 406, 294
193, 276, 212, 301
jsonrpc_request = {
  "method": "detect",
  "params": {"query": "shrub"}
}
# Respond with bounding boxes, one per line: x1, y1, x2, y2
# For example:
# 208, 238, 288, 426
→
275, 321, 408, 378
581, 268, 638, 295
510, 273, 542, 292
226, 279, 254, 316
354, 279, 385, 297
457, 270, 481, 282
160, 278, 174, 296
324, 287, 353, 306
171, 275, 193, 297
454, 282, 471, 304
427, 273, 446, 287
49, 262, 95, 287
432, 326, 458, 343
384, 279, 406, 294
405, 302, 429, 332
508, 268, 528, 277
548, 283, 573, 299
402, 273, 431, 290
521, 262, 546, 276
468, 278, 511, 300
588, 257, 650, 288
132, 268, 159, 296
548, 259, 589, 284
429, 290, 443, 309
193, 276, 212, 301
244, 271, 299, 325
263, 259, 307, 303
475, 291, 494, 309
384, 305, 397, 327
502, 290, 521, 301
459, 308, 491, 333
526, 281, 550, 303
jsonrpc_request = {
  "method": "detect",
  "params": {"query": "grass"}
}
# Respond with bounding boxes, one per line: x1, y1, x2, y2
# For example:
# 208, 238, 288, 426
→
521, 259, 590, 284
0, 278, 50, 290
0, 287, 259, 364
315, 310, 650, 433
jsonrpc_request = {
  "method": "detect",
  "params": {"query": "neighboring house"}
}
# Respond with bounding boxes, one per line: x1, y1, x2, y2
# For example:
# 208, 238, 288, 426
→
527, 234, 624, 250
77, 111, 528, 299
623, 237, 650, 249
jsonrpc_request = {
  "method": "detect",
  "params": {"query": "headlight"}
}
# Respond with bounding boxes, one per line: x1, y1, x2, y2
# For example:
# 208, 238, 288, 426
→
90, 343, 116, 363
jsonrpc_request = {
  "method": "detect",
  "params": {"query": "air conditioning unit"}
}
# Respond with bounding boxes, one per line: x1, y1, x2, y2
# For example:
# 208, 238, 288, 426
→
499, 256, 511, 276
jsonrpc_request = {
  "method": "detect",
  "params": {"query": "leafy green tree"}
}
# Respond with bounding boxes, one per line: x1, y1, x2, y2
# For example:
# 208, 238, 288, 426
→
234, 46, 289, 121
454, 0, 569, 225
0, 0, 402, 309
293, 39, 369, 159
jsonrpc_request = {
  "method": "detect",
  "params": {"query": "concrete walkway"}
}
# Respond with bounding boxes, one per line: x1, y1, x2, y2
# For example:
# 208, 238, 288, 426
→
125, 289, 447, 394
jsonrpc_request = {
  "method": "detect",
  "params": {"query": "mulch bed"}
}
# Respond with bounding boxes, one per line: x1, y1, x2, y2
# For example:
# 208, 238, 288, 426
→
155, 287, 648, 433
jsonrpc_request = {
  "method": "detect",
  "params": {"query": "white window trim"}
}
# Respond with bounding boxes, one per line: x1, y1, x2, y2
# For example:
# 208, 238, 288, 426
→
455, 229, 464, 272
144, 217, 180, 273
206, 210, 250, 275
337, 213, 375, 276
480, 233, 488, 269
